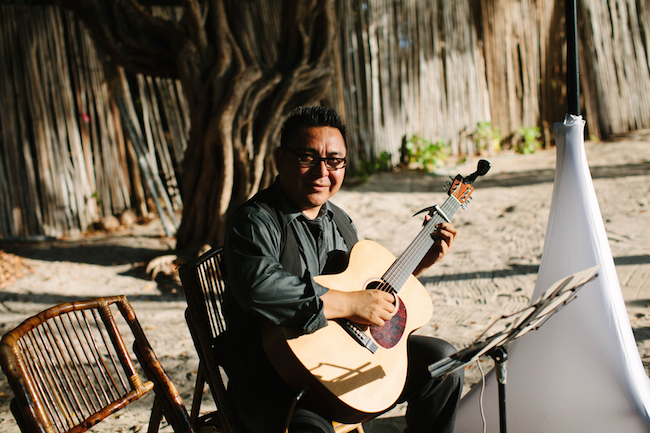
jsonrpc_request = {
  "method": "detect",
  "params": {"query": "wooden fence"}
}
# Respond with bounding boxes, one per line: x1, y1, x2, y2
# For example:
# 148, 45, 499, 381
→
327, 0, 650, 164
328, 0, 491, 167
2, 1, 650, 239
0, 6, 187, 239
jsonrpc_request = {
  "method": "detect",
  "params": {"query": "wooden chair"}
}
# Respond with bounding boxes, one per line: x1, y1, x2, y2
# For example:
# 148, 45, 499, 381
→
0, 295, 195, 433
179, 247, 364, 433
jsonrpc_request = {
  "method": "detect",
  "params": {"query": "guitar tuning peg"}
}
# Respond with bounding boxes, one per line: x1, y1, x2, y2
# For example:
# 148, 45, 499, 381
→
462, 204, 468, 210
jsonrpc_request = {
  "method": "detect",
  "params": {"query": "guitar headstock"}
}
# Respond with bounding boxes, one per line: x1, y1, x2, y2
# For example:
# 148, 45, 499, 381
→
414, 159, 490, 219
446, 159, 491, 208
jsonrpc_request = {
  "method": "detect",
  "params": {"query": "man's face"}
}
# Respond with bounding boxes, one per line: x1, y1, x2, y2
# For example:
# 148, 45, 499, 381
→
275, 126, 346, 219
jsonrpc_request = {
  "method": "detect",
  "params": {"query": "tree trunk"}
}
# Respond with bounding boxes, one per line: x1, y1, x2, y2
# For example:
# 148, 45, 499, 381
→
63, 0, 336, 256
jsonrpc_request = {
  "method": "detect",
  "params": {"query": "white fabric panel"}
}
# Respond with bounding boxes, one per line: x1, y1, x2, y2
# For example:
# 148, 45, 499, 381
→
455, 115, 650, 432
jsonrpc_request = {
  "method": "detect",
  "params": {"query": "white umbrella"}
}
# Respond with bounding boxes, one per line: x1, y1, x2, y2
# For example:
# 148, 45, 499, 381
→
454, 114, 650, 432
454, 1, 650, 430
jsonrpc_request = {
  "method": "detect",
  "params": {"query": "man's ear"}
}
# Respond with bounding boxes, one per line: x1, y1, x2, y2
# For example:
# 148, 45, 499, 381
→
274, 146, 284, 171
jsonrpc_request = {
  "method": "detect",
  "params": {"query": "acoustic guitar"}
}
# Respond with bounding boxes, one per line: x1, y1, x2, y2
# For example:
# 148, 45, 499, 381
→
263, 160, 491, 423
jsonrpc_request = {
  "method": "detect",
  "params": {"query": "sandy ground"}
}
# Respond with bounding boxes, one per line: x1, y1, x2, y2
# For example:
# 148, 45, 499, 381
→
1, 130, 650, 432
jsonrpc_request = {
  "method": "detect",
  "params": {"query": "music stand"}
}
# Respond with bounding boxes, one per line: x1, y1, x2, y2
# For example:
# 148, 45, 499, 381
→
428, 265, 600, 433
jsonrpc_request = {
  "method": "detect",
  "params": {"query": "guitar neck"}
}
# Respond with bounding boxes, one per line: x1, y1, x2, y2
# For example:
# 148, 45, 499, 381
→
382, 195, 461, 291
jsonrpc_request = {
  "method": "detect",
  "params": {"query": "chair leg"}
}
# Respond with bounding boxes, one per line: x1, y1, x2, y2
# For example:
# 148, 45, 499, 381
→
332, 422, 365, 433
191, 362, 207, 427
133, 343, 194, 433
148, 396, 164, 433
9, 398, 31, 433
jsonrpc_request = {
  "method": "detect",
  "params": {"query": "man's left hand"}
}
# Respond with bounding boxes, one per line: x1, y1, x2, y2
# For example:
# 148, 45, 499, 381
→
413, 221, 458, 277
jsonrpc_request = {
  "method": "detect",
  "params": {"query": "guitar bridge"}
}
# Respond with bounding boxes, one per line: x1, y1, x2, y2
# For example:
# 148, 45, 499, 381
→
335, 319, 378, 354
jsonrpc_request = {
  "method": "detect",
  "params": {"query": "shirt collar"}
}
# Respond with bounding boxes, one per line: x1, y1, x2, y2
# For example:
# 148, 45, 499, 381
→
271, 178, 333, 224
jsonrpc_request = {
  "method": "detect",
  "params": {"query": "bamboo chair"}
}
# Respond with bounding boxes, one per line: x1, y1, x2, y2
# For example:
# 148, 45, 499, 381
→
179, 247, 364, 433
0, 295, 195, 433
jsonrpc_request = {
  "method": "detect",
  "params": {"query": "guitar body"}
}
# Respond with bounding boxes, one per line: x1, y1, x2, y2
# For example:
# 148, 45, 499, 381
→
263, 240, 434, 423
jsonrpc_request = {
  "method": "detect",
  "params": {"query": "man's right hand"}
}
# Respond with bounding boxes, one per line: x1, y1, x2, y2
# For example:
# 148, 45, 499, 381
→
321, 288, 396, 327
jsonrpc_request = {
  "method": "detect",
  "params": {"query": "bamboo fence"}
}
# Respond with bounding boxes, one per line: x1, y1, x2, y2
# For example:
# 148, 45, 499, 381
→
2, 1, 650, 239
579, 0, 650, 136
0, 5, 187, 239
328, 0, 650, 164
329, 0, 493, 166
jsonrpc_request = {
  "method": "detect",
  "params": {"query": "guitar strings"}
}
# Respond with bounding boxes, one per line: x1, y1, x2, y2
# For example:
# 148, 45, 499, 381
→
378, 197, 461, 293
380, 199, 458, 291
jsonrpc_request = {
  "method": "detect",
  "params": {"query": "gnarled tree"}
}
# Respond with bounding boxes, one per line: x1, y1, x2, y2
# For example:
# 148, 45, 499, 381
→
62, 0, 335, 256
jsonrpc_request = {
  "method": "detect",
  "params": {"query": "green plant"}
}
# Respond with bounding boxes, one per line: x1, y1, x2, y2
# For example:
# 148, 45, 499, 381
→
355, 151, 393, 182
404, 134, 449, 172
517, 126, 541, 154
474, 121, 501, 153
91, 190, 103, 208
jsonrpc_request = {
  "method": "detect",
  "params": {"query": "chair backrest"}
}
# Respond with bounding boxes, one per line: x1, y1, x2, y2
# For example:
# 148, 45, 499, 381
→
0, 295, 194, 433
179, 247, 241, 433
179, 248, 364, 433
182, 248, 228, 343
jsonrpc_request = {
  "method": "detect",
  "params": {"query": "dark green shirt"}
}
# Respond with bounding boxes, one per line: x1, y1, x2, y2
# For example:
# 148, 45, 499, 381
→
224, 180, 355, 335
221, 181, 358, 431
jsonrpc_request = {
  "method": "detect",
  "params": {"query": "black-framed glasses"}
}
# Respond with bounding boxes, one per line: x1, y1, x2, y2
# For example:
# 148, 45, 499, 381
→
282, 146, 347, 170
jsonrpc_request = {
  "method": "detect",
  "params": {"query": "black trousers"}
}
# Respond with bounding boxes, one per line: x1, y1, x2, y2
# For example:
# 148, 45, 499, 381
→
229, 335, 463, 433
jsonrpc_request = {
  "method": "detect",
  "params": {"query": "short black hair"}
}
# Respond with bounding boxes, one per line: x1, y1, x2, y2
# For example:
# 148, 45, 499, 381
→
280, 106, 347, 148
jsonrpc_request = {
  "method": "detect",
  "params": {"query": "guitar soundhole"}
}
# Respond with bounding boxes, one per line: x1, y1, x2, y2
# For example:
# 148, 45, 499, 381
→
367, 281, 407, 349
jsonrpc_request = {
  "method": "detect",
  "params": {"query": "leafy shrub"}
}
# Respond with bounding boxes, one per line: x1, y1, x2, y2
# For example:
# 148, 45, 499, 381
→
404, 134, 449, 172
355, 151, 393, 182
474, 121, 501, 153
516, 126, 541, 154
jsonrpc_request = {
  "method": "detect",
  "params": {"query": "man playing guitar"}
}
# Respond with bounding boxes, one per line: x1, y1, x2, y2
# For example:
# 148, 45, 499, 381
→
222, 106, 463, 433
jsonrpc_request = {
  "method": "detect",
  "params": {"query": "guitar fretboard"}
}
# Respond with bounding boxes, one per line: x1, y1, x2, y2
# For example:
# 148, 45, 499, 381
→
381, 195, 461, 291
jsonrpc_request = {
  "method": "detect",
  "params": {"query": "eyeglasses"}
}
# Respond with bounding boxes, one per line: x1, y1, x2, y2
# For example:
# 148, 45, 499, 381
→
282, 146, 347, 170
